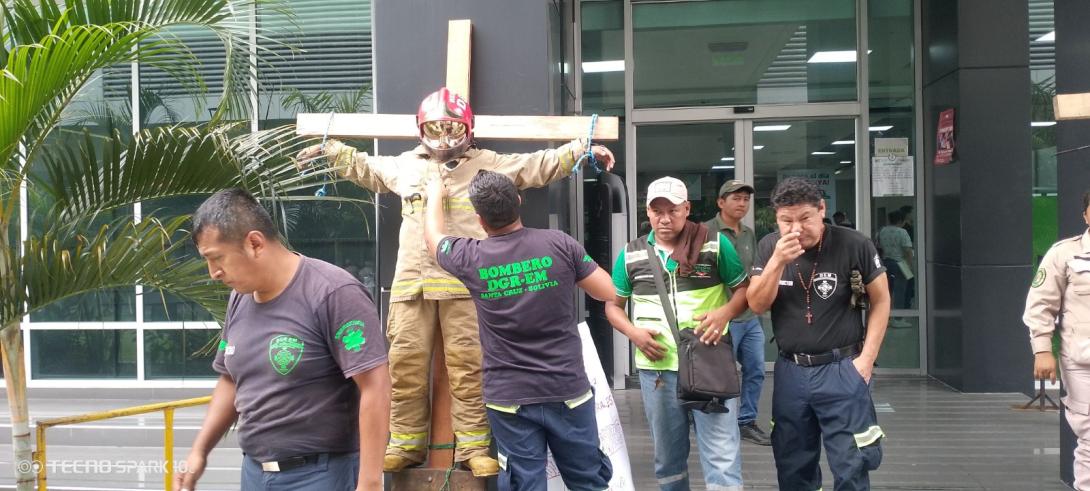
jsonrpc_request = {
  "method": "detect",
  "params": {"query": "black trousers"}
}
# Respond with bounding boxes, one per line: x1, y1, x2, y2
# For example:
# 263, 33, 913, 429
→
771, 355, 884, 491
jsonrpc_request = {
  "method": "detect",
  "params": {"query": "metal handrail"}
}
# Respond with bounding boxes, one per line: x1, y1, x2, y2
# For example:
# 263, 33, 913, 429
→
33, 396, 212, 491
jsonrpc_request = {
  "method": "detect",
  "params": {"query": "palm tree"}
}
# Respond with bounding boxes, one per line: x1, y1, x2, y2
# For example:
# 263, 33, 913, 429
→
1, 1, 350, 487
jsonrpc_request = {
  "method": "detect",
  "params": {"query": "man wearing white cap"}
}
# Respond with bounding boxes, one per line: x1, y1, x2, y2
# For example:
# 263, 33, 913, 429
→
604, 177, 749, 490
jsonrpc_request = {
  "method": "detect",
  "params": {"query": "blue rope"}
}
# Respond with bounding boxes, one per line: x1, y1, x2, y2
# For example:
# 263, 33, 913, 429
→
571, 113, 600, 175
315, 111, 336, 197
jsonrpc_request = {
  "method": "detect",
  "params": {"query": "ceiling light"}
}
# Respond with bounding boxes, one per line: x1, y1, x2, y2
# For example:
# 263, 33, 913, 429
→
754, 125, 791, 132
753, 145, 765, 150
712, 165, 735, 170
582, 60, 624, 73
869, 125, 893, 131
1031, 121, 1057, 127
812, 151, 835, 155
840, 160, 852, 164
721, 157, 735, 161
807, 50, 871, 63
1036, 30, 1055, 43
832, 140, 854, 145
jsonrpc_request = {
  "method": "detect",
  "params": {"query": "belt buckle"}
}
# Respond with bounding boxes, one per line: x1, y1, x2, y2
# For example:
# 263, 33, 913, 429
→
793, 353, 812, 366
261, 461, 281, 472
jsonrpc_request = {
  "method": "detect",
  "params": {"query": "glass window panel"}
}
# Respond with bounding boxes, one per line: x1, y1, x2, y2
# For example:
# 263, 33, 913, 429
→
752, 118, 856, 359
868, 0, 918, 322
144, 329, 219, 379
581, 0, 624, 114
752, 119, 856, 237
877, 316, 919, 368
140, 25, 226, 125
635, 123, 736, 236
1029, 0, 1057, 266
255, 1, 378, 297
633, 0, 857, 108
31, 330, 137, 379
141, 195, 215, 322
140, 22, 246, 317
29, 65, 136, 323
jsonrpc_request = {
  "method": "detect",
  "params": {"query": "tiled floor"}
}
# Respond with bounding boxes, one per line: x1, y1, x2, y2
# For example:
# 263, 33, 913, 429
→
616, 376, 1067, 490
0, 377, 1069, 490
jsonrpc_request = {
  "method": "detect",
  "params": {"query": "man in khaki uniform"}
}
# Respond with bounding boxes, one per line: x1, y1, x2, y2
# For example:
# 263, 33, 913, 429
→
297, 87, 614, 476
1024, 191, 1090, 490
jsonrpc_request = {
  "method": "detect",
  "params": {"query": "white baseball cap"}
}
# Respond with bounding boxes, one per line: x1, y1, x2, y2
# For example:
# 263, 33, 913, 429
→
646, 176, 688, 206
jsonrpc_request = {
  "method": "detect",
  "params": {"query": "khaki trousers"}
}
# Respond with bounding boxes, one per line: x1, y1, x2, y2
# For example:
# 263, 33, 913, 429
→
1063, 357, 1090, 490
386, 298, 490, 463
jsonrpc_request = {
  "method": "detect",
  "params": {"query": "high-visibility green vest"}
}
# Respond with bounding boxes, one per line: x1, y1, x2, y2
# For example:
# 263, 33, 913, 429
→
623, 233, 728, 371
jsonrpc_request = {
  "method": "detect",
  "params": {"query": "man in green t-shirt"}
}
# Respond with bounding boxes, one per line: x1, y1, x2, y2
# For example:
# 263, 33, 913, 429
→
704, 179, 771, 446
605, 176, 749, 491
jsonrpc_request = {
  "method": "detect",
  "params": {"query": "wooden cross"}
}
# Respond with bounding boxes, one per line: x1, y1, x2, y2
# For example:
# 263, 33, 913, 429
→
296, 20, 619, 142
294, 19, 618, 476
1054, 93, 1090, 121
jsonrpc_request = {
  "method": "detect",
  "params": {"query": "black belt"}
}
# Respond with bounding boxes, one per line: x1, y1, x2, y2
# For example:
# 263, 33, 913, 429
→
781, 342, 862, 367
260, 453, 333, 472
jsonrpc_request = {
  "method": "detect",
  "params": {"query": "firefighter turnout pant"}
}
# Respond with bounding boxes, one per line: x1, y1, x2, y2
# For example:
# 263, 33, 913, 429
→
385, 298, 491, 463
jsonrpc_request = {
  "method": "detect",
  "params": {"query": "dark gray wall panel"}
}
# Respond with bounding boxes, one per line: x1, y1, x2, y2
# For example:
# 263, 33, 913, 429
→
371, 0, 566, 312
927, 263, 962, 388
1056, 0, 1090, 236
955, 0, 1029, 69
959, 266, 1034, 393
957, 67, 1032, 266
921, 0, 1031, 392
921, 0, 958, 85
923, 72, 961, 267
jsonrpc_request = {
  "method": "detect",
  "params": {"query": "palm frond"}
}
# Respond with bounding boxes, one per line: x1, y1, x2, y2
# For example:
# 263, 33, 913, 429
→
282, 84, 372, 114
33, 123, 363, 225
6, 215, 229, 327
1, 0, 293, 182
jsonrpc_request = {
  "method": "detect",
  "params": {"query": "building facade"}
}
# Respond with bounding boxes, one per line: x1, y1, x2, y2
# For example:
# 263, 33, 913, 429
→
14, 0, 1061, 394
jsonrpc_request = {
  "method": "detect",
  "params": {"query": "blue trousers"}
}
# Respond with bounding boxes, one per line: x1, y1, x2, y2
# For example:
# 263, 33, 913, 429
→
241, 452, 359, 491
771, 356, 883, 491
729, 317, 766, 425
882, 258, 910, 309
486, 399, 612, 491
639, 370, 743, 491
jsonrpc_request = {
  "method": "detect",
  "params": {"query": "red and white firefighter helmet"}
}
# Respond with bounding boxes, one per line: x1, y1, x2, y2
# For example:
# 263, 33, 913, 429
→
416, 87, 474, 161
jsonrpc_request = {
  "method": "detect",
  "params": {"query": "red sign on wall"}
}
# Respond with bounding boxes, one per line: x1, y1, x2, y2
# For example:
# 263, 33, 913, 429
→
934, 108, 955, 165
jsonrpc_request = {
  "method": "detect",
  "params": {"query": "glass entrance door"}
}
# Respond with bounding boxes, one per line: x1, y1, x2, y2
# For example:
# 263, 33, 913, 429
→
634, 123, 739, 236
749, 118, 858, 362
633, 116, 918, 371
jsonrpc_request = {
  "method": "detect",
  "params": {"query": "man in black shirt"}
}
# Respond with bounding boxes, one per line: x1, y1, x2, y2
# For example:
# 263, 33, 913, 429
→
747, 177, 891, 491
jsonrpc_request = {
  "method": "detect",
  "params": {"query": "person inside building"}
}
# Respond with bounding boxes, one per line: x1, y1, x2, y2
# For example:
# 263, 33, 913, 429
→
175, 188, 391, 491
704, 179, 771, 446
877, 209, 914, 311
423, 170, 615, 490
833, 211, 855, 229
1024, 189, 1090, 491
747, 177, 891, 491
605, 176, 749, 491
295, 87, 614, 476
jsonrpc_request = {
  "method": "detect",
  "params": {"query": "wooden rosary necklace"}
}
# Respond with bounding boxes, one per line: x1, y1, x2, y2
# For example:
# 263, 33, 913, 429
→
795, 232, 825, 325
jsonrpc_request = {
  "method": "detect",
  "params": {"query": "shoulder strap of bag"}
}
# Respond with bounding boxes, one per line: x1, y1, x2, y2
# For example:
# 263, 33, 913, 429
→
644, 240, 682, 346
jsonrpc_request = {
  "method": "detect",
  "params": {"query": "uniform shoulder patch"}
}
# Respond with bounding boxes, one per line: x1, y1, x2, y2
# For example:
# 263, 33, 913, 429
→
1032, 268, 1046, 288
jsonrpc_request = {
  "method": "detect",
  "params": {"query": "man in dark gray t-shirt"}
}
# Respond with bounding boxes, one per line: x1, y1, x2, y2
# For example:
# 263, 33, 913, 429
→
424, 171, 616, 490
175, 189, 390, 491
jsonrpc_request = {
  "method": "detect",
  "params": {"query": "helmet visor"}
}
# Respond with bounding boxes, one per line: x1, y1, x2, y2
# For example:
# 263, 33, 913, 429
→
422, 121, 467, 140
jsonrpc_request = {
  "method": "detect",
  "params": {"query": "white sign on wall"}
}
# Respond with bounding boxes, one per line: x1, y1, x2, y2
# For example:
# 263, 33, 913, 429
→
872, 137, 914, 197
